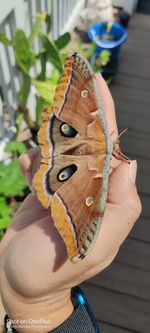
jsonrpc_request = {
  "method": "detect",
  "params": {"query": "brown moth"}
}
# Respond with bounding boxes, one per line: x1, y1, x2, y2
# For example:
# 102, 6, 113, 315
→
33, 53, 128, 263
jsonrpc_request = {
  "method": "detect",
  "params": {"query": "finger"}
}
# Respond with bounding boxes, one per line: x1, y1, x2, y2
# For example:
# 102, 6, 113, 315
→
96, 74, 118, 140
108, 160, 137, 205
18, 146, 40, 173
86, 161, 141, 268
18, 146, 40, 187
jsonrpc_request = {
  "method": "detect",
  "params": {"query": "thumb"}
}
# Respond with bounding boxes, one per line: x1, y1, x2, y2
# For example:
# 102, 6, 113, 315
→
105, 160, 142, 235
81, 161, 141, 273
92, 161, 141, 264
108, 160, 138, 206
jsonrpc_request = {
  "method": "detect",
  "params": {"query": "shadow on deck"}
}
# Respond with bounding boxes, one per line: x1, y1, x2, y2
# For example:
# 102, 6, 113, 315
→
81, 13, 150, 333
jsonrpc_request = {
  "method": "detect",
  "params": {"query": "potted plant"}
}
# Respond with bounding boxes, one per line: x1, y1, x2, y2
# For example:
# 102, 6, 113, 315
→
88, 21, 128, 79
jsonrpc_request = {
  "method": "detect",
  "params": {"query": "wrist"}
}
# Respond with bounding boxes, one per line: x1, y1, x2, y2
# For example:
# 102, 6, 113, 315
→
3, 288, 74, 333
47, 294, 74, 332
4, 287, 99, 333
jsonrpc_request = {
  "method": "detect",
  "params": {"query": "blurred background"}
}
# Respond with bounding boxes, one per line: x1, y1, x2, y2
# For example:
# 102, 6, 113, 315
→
0, 0, 150, 332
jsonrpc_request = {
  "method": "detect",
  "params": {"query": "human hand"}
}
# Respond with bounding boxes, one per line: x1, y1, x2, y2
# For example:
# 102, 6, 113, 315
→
0, 75, 141, 333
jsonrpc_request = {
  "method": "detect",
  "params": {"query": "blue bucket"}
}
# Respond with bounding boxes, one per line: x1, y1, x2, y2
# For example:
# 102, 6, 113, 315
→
88, 22, 128, 56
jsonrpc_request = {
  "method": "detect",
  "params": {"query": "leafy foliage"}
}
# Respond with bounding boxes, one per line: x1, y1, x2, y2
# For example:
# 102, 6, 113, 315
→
0, 14, 72, 240
0, 13, 111, 137
5, 141, 27, 154
14, 30, 36, 74
92, 50, 111, 73
0, 158, 27, 197
0, 197, 13, 230
36, 96, 50, 124
0, 230, 5, 241
100, 50, 111, 66
55, 32, 71, 50
0, 142, 28, 237
0, 14, 71, 133
34, 80, 56, 103
41, 35, 63, 74
0, 32, 12, 46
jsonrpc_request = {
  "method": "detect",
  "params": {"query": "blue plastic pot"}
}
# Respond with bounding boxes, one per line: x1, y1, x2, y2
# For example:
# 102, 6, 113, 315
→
88, 22, 128, 56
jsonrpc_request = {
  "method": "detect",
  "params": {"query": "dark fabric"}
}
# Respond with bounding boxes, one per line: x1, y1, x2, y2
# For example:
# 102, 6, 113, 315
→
4, 304, 99, 333
50, 304, 98, 333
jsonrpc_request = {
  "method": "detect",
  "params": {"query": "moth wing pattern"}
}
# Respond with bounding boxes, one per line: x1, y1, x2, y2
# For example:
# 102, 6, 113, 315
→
33, 53, 113, 262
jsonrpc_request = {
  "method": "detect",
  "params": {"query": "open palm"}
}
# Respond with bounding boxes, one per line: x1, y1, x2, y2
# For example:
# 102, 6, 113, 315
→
0, 75, 141, 333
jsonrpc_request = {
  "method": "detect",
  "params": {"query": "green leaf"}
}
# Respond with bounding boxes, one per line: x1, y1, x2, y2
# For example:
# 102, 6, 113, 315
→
83, 42, 96, 59
59, 52, 68, 65
0, 32, 12, 46
55, 32, 71, 50
0, 229, 5, 240
45, 14, 52, 34
0, 158, 27, 197
0, 216, 10, 229
36, 51, 47, 81
34, 80, 56, 103
42, 35, 63, 73
90, 51, 111, 73
100, 50, 111, 66
5, 141, 27, 154
0, 197, 12, 229
14, 29, 36, 74
18, 74, 31, 104
29, 13, 46, 43
36, 96, 50, 124
106, 76, 114, 85
29, 13, 52, 42
75, 37, 83, 54
16, 113, 24, 132
35, 49, 46, 59
50, 69, 61, 84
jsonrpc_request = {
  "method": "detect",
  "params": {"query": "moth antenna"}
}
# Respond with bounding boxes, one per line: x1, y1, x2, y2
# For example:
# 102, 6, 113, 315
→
112, 128, 130, 163
110, 128, 128, 141
113, 149, 130, 162
116, 128, 128, 142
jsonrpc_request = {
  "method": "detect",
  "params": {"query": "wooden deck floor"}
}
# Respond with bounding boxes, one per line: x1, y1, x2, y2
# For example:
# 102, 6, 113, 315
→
81, 13, 150, 333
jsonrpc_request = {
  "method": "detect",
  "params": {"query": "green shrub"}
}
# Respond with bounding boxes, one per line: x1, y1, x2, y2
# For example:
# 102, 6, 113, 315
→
0, 142, 28, 238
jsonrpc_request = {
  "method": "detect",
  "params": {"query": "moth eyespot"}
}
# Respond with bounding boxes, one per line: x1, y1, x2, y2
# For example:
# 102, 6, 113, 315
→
81, 89, 88, 98
60, 123, 77, 137
57, 165, 77, 182
86, 196, 94, 207
61, 123, 70, 133
58, 172, 68, 181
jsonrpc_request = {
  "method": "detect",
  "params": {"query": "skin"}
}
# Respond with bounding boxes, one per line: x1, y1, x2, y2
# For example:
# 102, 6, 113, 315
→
0, 75, 141, 333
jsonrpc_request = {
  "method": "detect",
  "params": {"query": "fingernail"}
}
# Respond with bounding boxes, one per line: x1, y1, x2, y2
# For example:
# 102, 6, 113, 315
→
25, 171, 32, 188
129, 160, 137, 184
